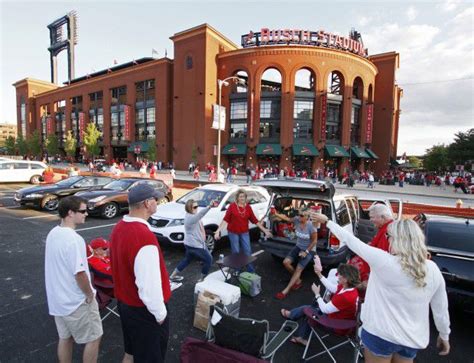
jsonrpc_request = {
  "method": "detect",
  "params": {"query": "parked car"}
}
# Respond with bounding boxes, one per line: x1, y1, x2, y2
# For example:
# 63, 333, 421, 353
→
414, 213, 474, 299
14, 175, 113, 211
77, 178, 173, 219
148, 184, 271, 253
0, 160, 47, 184
253, 178, 402, 267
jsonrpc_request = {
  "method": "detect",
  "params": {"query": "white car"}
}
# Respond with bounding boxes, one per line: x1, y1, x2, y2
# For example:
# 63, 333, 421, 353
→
0, 160, 47, 184
148, 184, 271, 252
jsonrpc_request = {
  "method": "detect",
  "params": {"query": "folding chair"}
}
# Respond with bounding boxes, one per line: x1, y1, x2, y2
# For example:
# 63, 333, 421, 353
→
301, 304, 363, 363
206, 304, 298, 362
90, 269, 120, 321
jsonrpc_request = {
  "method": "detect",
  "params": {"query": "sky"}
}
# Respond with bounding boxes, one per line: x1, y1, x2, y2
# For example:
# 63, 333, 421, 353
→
1, 0, 473, 155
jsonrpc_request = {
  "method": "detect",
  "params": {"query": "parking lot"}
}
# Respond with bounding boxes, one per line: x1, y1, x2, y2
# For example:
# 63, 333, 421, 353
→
0, 182, 473, 362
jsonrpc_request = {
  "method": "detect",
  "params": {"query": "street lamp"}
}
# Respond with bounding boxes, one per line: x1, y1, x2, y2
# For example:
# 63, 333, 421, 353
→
217, 76, 246, 182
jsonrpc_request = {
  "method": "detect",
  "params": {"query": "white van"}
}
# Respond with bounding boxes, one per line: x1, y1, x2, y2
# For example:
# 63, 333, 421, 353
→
0, 160, 47, 184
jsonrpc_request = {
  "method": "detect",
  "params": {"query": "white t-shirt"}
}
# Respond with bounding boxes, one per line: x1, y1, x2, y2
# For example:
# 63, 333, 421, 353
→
45, 226, 95, 316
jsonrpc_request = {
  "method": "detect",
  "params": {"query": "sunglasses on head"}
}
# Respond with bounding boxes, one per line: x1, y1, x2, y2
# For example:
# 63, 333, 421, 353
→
75, 209, 88, 214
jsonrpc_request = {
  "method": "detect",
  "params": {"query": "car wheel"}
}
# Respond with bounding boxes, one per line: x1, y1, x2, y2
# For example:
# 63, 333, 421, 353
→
42, 195, 59, 211
102, 203, 118, 219
205, 229, 216, 254
30, 175, 41, 184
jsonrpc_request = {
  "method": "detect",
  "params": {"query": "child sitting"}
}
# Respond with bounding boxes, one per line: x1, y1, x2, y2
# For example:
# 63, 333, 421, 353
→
87, 238, 112, 281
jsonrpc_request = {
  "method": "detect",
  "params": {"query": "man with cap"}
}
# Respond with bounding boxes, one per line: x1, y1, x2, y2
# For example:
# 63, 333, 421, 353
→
87, 238, 112, 281
110, 183, 171, 363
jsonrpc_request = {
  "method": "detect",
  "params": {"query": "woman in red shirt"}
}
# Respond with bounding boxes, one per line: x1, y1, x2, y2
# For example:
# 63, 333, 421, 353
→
214, 189, 272, 272
281, 263, 360, 345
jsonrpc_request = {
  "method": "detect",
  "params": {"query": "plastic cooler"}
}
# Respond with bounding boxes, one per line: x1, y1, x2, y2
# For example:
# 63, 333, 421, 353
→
194, 278, 241, 317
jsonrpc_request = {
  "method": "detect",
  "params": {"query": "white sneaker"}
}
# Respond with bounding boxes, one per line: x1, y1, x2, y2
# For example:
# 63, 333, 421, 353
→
170, 275, 184, 282
170, 282, 182, 291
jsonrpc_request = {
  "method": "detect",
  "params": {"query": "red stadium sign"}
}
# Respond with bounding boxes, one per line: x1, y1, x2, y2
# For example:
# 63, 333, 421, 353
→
366, 104, 374, 143
124, 105, 131, 141
46, 116, 54, 135
78, 112, 85, 141
320, 94, 327, 141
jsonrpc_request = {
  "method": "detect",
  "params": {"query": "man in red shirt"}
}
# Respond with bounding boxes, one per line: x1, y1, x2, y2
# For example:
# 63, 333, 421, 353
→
110, 183, 171, 363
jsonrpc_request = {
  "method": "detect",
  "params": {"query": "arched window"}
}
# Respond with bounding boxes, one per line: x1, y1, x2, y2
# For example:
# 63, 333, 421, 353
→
229, 70, 249, 142
260, 68, 282, 141
351, 77, 363, 145
293, 68, 315, 141
326, 71, 344, 144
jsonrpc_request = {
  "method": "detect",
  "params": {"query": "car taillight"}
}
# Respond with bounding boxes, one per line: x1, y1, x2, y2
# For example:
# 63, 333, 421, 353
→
329, 234, 340, 250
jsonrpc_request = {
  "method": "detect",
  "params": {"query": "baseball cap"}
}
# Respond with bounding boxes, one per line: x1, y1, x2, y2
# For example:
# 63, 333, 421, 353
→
128, 183, 164, 205
90, 237, 109, 250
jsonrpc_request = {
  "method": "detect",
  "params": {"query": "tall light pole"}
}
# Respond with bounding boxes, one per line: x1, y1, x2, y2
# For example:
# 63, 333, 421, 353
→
217, 76, 245, 181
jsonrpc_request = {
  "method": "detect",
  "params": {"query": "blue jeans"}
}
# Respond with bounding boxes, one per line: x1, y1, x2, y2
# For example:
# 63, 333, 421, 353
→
361, 329, 418, 359
289, 303, 320, 339
228, 232, 254, 272
246, 175, 251, 184
176, 246, 213, 275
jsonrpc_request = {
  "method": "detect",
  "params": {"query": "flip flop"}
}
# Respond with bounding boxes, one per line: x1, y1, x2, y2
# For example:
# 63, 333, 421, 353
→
280, 309, 290, 319
275, 291, 287, 300
291, 281, 303, 290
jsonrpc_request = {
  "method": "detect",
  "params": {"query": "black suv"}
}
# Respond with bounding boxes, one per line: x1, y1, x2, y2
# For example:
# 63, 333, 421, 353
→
414, 213, 474, 299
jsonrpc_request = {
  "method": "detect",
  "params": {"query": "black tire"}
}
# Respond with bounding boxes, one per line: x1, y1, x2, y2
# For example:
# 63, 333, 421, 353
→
205, 229, 216, 254
30, 175, 41, 184
102, 202, 119, 219
41, 195, 59, 211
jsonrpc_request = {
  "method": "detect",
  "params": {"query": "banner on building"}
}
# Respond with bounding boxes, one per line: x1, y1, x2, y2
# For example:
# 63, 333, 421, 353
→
366, 103, 374, 143
212, 104, 226, 130
78, 112, 85, 142
124, 105, 131, 140
320, 94, 327, 141
249, 91, 254, 139
46, 116, 54, 135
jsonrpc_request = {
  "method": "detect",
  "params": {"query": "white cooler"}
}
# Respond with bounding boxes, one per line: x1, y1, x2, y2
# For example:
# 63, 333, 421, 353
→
194, 278, 241, 317
204, 268, 229, 283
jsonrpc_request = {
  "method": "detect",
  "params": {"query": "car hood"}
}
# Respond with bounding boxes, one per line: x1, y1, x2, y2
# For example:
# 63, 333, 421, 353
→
151, 202, 186, 220
17, 184, 60, 195
76, 189, 125, 200
253, 178, 335, 199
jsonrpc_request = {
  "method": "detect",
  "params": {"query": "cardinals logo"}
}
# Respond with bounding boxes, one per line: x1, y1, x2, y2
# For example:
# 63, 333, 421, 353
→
301, 146, 311, 154
263, 145, 274, 153
228, 146, 238, 153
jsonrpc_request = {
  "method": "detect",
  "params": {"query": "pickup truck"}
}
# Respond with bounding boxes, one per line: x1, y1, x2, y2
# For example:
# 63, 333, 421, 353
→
414, 213, 474, 300
253, 178, 402, 267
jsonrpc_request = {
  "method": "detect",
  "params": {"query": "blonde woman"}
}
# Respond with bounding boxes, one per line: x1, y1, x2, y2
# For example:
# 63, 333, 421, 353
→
311, 214, 450, 363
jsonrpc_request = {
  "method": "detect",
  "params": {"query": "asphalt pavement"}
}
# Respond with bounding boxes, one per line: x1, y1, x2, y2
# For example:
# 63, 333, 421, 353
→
0, 182, 473, 362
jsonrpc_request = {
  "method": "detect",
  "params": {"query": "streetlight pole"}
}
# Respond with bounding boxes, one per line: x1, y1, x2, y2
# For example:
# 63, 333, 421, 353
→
216, 76, 245, 182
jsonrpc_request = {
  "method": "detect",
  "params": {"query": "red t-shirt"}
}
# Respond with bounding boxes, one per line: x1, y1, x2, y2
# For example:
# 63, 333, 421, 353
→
224, 203, 259, 234
348, 221, 392, 282
329, 285, 359, 320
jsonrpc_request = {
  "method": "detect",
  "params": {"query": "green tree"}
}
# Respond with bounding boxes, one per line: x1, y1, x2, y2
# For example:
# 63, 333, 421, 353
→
83, 122, 102, 158
423, 144, 449, 171
27, 130, 42, 157
447, 128, 474, 171
5, 136, 16, 155
16, 134, 29, 156
45, 134, 59, 156
64, 130, 77, 159
407, 156, 422, 169
146, 138, 157, 161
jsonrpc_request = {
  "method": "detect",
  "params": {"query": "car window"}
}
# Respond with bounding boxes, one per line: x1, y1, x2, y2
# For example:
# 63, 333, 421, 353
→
346, 198, 357, 222
56, 176, 84, 187
31, 163, 45, 169
0, 163, 14, 170
96, 177, 112, 185
176, 188, 226, 207
14, 163, 29, 169
225, 192, 237, 206
104, 179, 134, 191
335, 200, 351, 226
146, 180, 165, 190
357, 200, 370, 220
246, 191, 260, 205
255, 191, 268, 203
75, 178, 95, 187
426, 222, 474, 253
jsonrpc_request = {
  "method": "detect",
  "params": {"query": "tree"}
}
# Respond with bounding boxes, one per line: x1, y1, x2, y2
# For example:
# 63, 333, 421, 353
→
146, 138, 157, 161
83, 122, 102, 158
423, 144, 449, 171
64, 130, 77, 159
5, 136, 16, 155
447, 128, 474, 171
27, 130, 42, 157
16, 134, 29, 156
407, 156, 422, 169
45, 134, 59, 156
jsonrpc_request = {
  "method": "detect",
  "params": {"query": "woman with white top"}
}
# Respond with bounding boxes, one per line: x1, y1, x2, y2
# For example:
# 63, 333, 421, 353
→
311, 214, 451, 362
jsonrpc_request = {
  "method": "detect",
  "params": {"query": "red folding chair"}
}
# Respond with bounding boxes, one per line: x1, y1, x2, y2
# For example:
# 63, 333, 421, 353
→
90, 269, 120, 321
301, 305, 363, 363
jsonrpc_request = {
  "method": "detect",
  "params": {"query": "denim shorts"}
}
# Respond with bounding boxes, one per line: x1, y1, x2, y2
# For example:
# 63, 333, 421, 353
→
286, 246, 314, 268
361, 329, 418, 359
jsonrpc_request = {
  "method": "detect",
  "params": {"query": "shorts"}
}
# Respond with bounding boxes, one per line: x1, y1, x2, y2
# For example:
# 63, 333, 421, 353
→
361, 329, 418, 359
54, 299, 103, 344
285, 246, 314, 269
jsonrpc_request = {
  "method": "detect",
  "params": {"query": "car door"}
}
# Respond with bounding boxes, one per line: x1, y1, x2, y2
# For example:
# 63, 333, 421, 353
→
14, 162, 31, 182
0, 162, 15, 182
245, 190, 268, 221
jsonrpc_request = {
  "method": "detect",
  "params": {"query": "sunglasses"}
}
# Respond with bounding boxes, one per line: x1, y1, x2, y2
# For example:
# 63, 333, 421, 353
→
75, 209, 88, 214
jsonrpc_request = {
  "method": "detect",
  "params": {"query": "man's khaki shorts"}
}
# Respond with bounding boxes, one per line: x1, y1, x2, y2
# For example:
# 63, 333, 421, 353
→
54, 299, 103, 344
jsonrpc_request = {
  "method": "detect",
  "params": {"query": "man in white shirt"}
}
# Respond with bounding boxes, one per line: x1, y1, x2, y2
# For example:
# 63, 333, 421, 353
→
45, 196, 102, 363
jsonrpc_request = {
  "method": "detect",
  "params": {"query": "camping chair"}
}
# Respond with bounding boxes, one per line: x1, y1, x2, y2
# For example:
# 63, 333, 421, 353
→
301, 302, 363, 363
205, 304, 298, 362
90, 269, 120, 321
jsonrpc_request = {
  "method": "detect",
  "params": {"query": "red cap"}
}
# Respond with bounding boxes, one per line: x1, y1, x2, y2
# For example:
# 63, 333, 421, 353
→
90, 238, 109, 250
